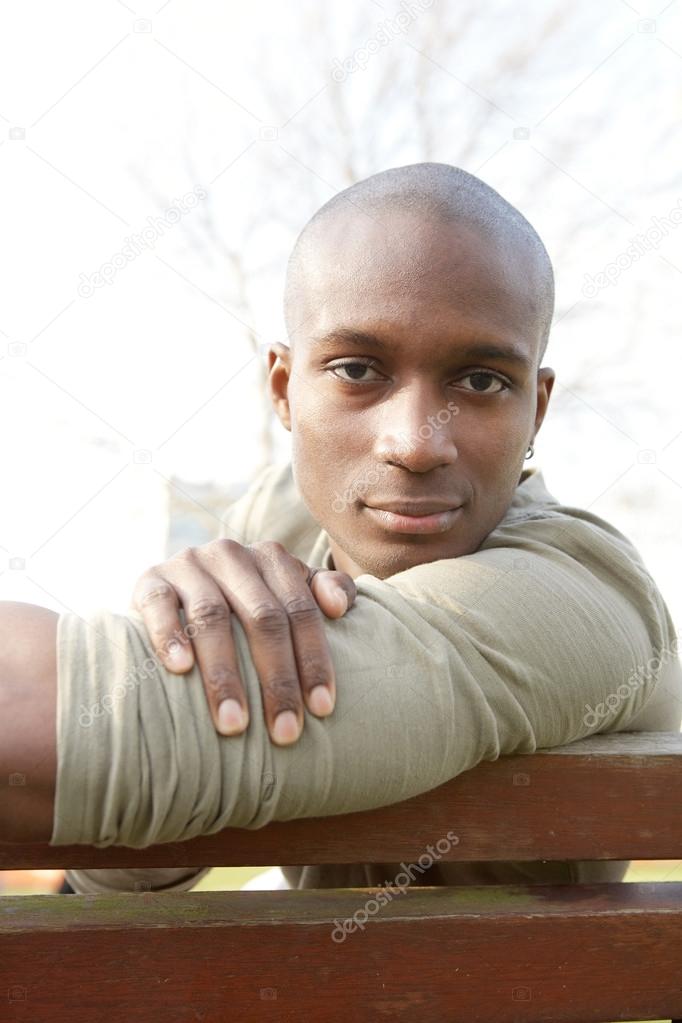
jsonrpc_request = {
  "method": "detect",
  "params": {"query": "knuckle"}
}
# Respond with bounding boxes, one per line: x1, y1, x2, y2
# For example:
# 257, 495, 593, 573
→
212, 537, 242, 556
137, 581, 175, 608
283, 597, 320, 625
263, 674, 300, 712
202, 664, 241, 699
297, 652, 330, 687
187, 597, 230, 628
301, 669, 330, 692
249, 540, 295, 569
133, 567, 157, 589
176, 545, 198, 562
250, 603, 288, 633
250, 539, 286, 556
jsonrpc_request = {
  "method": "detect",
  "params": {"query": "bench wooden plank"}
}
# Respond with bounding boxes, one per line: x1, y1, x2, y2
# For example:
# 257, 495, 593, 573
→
2, 882, 681, 1022
3, 731, 681, 870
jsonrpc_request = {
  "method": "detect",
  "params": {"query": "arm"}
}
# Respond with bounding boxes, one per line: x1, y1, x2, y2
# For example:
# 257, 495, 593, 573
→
4, 511, 681, 848
0, 602, 58, 842
41, 507, 682, 845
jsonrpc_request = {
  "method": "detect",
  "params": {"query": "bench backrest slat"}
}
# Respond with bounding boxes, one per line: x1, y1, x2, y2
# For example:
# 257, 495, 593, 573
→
4, 732, 682, 1022
2, 883, 682, 1022
3, 731, 681, 869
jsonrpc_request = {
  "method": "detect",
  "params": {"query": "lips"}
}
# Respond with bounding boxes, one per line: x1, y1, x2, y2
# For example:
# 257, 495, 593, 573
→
363, 502, 464, 535
365, 500, 463, 516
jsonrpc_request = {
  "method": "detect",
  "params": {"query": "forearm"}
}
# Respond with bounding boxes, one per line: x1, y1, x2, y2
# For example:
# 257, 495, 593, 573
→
0, 590, 462, 849
6, 537, 677, 852
0, 602, 58, 842
51, 598, 471, 847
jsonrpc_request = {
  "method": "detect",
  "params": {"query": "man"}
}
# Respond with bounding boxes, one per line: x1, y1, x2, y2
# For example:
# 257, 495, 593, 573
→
2, 163, 680, 897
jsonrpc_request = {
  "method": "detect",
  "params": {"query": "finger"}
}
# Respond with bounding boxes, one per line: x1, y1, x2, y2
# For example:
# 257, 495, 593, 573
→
217, 550, 305, 746
131, 571, 195, 674
161, 555, 250, 737
309, 570, 357, 619
253, 547, 337, 723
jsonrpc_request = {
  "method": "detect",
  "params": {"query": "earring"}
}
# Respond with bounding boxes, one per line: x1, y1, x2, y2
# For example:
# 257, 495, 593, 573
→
525, 443, 535, 460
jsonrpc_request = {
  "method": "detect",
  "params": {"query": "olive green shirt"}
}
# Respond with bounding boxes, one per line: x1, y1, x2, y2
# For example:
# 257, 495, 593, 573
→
55, 463, 682, 894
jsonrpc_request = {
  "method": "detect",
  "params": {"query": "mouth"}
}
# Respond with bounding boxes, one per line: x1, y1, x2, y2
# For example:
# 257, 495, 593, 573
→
362, 503, 464, 535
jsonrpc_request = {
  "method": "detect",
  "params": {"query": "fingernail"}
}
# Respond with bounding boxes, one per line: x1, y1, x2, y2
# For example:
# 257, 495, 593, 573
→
218, 699, 247, 736
272, 710, 300, 745
167, 643, 190, 666
309, 685, 334, 716
335, 588, 349, 614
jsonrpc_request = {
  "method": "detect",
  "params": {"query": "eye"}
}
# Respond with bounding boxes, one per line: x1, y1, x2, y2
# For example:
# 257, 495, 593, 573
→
457, 371, 509, 394
328, 360, 383, 383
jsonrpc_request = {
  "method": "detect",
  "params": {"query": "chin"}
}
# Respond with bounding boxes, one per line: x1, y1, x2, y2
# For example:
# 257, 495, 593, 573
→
353, 542, 449, 581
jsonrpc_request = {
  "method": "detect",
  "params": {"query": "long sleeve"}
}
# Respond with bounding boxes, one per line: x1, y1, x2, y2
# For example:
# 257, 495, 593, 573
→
52, 497, 682, 848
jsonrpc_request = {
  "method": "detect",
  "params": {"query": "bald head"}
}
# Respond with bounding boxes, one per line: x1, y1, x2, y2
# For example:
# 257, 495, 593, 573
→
284, 162, 555, 364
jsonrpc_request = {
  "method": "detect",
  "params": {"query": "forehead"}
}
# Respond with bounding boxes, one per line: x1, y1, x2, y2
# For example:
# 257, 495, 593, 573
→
296, 210, 543, 350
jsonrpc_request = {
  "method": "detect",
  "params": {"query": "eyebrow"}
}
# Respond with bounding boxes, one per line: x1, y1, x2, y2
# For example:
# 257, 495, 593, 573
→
310, 329, 533, 369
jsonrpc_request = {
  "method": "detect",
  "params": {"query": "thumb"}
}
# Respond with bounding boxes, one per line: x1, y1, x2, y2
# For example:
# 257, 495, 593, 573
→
309, 569, 357, 618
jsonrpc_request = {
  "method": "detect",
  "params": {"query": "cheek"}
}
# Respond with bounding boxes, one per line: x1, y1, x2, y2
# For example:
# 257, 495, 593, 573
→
460, 411, 530, 508
293, 392, 364, 463
291, 403, 346, 493
292, 402, 335, 465
461, 403, 530, 464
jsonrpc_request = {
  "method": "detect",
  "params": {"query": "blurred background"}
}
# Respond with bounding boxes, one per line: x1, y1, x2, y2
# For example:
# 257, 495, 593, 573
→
1, 0, 681, 894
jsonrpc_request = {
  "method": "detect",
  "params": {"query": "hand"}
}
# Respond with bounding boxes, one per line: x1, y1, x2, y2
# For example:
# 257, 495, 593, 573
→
131, 539, 356, 746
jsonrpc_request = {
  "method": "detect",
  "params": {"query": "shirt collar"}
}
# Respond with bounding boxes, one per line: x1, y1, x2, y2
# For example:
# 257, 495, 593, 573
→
505, 466, 559, 519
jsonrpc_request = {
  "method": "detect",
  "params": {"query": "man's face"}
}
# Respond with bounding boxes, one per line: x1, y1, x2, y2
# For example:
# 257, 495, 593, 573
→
269, 210, 555, 580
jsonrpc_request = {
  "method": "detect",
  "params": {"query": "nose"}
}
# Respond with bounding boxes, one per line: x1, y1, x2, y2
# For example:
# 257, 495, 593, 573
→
372, 383, 459, 473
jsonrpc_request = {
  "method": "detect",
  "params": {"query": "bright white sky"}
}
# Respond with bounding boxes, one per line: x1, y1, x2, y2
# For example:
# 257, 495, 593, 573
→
1, 0, 681, 633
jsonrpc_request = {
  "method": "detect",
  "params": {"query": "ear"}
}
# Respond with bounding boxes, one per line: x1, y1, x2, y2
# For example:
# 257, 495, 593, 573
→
267, 342, 293, 432
532, 366, 555, 441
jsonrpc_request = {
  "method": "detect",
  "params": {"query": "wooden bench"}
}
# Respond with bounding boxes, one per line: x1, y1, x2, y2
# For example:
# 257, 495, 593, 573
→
2, 731, 682, 1022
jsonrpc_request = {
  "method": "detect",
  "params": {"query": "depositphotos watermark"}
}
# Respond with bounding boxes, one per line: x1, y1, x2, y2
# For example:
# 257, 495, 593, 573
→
78, 618, 207, 728
581, 197, 682, 298
330, 0, 434, 82
76, 186, 207, 297
582, 634, 680, 729
332, 400, 460, 513
330, 830, 459, 943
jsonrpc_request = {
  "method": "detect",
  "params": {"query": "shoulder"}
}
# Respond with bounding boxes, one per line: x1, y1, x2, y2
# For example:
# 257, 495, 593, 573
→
219, 461, 324, 559
383, 467, 675, 668
483, 470, 657, 605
